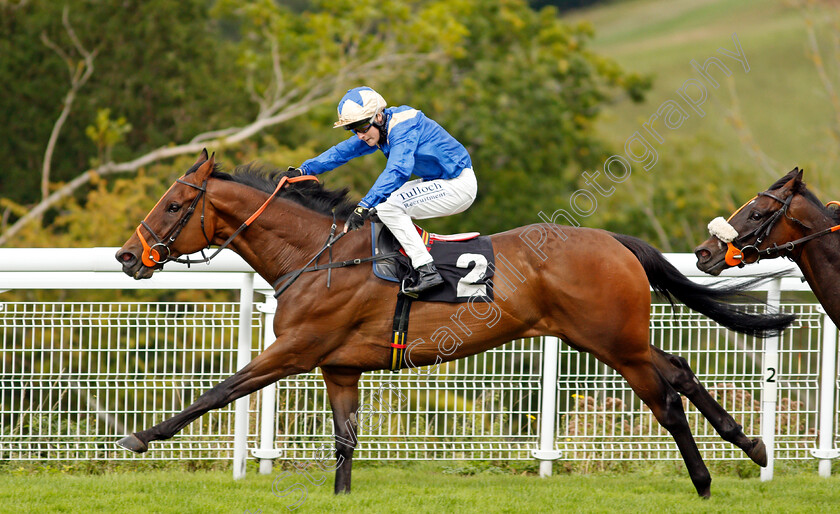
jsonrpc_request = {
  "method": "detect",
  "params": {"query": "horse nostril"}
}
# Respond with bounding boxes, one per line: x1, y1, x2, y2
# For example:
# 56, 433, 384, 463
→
695, 248, 710, 261
118, 252, 135, 264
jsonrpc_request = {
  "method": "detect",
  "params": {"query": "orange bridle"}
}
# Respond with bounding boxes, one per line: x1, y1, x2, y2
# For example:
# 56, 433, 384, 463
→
722, 195, 757, 266
135, 173, 320, 268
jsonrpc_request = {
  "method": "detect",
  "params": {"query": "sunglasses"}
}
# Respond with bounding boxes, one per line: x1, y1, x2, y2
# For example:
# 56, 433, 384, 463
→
346, 120, 374, 134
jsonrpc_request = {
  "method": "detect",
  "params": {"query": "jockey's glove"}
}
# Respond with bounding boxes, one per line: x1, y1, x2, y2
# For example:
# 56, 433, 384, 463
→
344, 205, 370, 232
287, 166, 304, 177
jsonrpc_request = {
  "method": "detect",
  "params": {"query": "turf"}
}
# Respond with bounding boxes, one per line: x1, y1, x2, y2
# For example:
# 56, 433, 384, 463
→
2, 461, 839, 513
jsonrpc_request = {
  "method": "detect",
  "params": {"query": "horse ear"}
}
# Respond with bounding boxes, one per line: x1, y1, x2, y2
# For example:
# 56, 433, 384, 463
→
193, 152, 215, 181
783, 166, 804, 190
194, 148, 209, 167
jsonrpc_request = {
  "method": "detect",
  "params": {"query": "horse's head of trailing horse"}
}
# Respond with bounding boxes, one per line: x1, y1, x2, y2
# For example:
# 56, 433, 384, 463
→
116, 150, 218, 279
694, 167, 837, 275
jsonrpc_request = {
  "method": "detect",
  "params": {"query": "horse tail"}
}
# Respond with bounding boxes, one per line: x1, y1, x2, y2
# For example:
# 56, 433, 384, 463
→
611, 233, 796, 338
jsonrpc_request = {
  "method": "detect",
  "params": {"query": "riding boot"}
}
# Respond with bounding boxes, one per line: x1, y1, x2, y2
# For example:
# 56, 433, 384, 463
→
402, 263, 444, 296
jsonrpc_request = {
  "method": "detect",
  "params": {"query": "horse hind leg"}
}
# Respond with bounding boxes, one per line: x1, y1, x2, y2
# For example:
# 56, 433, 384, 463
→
321, 369, 361, 494
612, 355, 712, 498
651, 345, 767, 467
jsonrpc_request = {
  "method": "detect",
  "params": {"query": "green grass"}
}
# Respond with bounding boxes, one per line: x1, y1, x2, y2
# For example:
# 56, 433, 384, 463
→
2, 461, 840, 513
566, 0, 840, 192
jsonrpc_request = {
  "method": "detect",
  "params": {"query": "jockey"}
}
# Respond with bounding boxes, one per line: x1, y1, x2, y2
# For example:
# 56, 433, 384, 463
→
297, 86, 477, 295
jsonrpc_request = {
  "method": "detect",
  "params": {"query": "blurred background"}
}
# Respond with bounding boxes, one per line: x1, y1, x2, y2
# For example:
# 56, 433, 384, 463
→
2, 0, 836, 256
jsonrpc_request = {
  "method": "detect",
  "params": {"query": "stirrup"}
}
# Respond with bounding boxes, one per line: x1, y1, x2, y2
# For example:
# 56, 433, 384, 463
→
399, 278, 419, 299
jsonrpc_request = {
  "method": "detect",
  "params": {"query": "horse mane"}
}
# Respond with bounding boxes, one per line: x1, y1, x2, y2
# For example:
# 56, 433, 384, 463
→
768, 168, 840, 223
187, 161, 356, 219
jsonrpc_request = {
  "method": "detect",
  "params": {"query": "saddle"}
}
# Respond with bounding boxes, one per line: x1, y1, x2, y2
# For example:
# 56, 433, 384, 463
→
370, 222, 495, 303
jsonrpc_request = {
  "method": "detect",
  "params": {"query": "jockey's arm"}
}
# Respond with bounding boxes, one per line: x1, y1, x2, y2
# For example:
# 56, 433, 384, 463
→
359, 135, 418, 209
300, 136, 376, 175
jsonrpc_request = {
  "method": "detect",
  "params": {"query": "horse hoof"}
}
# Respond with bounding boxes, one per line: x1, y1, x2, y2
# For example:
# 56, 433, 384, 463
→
748, 438, 767, 467
692, 476, 712, 499
116, 434, 148, 454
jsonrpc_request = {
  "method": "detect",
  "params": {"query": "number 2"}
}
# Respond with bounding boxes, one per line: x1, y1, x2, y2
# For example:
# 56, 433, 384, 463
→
456, 253, 488, 297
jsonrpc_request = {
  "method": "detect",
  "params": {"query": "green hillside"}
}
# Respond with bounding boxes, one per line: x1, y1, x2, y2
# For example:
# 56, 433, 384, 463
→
566, 0, 839, 198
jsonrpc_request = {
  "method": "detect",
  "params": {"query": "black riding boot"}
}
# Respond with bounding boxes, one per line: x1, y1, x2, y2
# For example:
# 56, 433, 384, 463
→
402, 263, 444, 296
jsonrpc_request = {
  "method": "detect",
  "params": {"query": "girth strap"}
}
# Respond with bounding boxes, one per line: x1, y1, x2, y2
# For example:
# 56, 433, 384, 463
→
390, 294, 413, 372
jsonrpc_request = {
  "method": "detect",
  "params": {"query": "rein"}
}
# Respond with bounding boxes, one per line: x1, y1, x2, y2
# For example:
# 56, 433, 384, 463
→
137, 171, 403, 299
723, 191, 840, 266
136, 174, 320, 267
271, 245, 401, 298
271, 209, 401, 298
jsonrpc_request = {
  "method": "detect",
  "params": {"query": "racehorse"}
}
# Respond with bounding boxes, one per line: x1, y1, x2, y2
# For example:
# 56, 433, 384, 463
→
695, 167, 840, 327
115, 150, 794, 498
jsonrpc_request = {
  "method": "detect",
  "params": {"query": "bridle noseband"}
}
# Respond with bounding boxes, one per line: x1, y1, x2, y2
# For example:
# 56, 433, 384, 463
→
135, 173, 319, 268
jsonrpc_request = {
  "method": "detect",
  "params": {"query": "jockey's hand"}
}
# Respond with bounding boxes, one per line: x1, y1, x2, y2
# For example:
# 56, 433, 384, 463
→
287, 166, 304, 177
344, 205, 370, 233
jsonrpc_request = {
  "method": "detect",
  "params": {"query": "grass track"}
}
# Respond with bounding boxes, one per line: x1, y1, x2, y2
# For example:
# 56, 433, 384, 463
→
2, 462, 840, 513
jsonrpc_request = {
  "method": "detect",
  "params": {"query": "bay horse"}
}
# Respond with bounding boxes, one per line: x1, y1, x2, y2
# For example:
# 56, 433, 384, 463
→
115, 150, 794, 498
695, 167, 840, 327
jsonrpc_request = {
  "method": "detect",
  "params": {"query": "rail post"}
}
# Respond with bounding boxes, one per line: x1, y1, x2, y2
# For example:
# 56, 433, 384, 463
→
760, 278, 781, 482
810, 308, 839, 476
232, 273, 255, 479
532, 336, 562, 476
256, 295, 279, 474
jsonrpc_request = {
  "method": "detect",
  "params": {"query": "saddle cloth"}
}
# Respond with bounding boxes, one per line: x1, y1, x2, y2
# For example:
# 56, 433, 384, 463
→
370, 222, 495, 303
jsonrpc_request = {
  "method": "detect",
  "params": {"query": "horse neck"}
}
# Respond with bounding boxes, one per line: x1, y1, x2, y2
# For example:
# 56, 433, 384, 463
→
790, 204, 840, 325
207, 181, 363, 284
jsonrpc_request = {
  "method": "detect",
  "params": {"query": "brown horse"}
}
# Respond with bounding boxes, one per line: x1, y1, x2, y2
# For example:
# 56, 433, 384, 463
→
115, 150, 794, 498
695, 168, 840, 326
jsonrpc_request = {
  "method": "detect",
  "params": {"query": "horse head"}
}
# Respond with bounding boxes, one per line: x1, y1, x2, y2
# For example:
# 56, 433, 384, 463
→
694, 167, 814, 275
116, 150, 217, 279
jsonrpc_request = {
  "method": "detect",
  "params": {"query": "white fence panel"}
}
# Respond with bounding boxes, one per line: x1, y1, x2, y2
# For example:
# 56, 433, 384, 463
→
0, 248, 837, 480
0, 301, 263, 461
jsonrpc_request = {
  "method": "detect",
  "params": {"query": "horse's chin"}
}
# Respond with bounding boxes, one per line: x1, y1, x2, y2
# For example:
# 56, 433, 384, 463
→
122, 263, 157, 280
696, 258, 726, 276
133, 267, 157, 280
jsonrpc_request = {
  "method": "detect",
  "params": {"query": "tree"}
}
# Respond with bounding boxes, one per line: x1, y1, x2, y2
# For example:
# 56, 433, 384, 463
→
0, 0, 460, 245
379, 2, 650, 234
0, 0, 251, 207
528, 0, 608, 13
1, 0, 648, 246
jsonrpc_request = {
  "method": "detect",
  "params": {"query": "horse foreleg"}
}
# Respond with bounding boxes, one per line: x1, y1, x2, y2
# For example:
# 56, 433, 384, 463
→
321, 368, 361, 495
117, 339, 314, 453
651, 345, 767, 467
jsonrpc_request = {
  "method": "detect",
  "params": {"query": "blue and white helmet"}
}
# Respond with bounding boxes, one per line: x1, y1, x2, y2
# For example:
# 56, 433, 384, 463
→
333, 86, 387, 129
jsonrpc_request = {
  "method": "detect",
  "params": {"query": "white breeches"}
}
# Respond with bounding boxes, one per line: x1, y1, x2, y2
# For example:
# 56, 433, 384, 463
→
374, 168, 477, 268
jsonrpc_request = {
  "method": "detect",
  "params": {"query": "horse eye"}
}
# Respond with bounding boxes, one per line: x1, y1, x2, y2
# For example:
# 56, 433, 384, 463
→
167, 203, 181, 213
749, 211, 762, 221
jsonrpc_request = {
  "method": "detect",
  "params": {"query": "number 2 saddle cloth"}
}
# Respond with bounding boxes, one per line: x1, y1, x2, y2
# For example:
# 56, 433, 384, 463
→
370, 222, 495, 303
